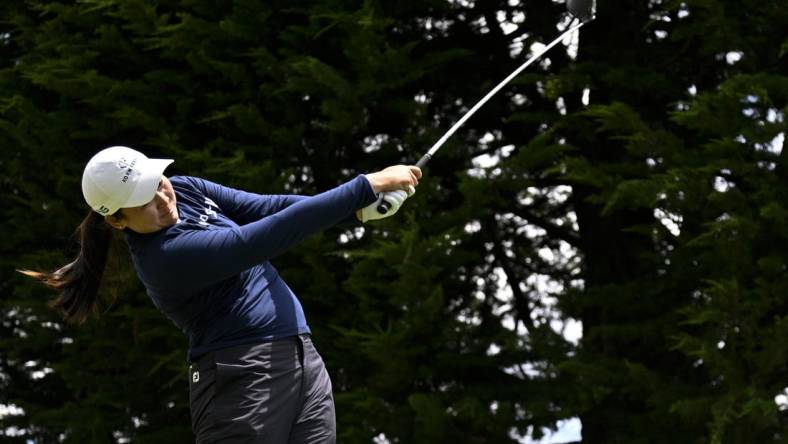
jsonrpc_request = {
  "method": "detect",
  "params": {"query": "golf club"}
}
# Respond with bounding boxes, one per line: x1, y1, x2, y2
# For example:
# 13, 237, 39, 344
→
377, 0, 596, 214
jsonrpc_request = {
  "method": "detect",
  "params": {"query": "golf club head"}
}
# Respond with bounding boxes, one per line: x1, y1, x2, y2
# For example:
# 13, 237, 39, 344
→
567, 0, 596, 21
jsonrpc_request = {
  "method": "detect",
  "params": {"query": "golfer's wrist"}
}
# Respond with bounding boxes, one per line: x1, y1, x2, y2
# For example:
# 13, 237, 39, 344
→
364, 173, 385, 193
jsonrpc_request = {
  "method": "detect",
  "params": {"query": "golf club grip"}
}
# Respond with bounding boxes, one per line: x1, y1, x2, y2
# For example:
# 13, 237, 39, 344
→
376, 153, 432, 214
415, 153, 432, 169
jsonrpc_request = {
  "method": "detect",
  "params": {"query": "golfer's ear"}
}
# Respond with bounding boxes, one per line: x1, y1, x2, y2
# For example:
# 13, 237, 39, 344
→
105, 212, 126, 230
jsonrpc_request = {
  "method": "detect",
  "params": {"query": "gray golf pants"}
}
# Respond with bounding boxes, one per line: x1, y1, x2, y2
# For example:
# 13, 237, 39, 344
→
188, 334, 336, 443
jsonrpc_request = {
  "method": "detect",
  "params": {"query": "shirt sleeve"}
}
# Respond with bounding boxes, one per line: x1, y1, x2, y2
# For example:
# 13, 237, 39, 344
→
182, 176, 310, 225
161, 175, 377, 291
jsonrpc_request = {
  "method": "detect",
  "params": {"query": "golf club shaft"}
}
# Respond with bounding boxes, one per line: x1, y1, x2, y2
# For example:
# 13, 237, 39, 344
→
377, 17, 591, 214
423, 18, 588, 164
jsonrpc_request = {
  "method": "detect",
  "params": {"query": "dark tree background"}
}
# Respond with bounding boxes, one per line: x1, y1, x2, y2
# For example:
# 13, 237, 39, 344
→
1, 0, 786, 443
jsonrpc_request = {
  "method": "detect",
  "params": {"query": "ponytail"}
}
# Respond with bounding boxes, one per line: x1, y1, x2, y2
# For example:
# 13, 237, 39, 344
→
18, 210, 114, 324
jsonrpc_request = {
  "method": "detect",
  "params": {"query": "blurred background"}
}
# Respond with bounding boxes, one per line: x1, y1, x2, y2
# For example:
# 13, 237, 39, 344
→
0, 0, 786, 443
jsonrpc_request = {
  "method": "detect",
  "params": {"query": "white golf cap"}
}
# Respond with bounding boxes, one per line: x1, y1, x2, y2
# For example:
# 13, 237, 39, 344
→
82, 146, 174, 215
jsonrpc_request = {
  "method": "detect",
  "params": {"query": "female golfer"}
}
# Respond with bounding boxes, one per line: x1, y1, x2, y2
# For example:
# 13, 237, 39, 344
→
22, 146, 421, 443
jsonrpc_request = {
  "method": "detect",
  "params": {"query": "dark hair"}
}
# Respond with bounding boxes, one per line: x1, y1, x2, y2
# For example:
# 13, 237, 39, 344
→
18, 210, 119, 324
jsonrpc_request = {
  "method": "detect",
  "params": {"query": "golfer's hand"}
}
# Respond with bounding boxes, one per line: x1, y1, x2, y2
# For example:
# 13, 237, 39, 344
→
364, 165, 421, 193
358, 190, 409, 223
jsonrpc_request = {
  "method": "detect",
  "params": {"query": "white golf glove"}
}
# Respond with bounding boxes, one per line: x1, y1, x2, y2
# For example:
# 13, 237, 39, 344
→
359, 187, 414, 223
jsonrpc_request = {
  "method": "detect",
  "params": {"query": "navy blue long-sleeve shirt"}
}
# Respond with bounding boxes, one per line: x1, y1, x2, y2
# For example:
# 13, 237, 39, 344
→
124, 174, 377, 361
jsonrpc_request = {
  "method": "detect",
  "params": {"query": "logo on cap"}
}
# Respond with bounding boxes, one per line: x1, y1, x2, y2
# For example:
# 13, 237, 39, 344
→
117, 157, 138, 183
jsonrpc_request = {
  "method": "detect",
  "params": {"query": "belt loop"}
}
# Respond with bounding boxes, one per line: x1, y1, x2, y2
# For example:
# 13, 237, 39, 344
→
296, 335, 305, 367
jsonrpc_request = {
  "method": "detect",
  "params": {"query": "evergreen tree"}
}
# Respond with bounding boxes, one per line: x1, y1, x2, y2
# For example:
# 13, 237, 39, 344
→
537, 0, 787, 442
1, 0, 785, 443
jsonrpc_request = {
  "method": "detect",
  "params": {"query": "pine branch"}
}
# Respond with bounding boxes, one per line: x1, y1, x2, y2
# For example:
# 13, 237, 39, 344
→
489, 226, 537, 334
510, 205, 581, 249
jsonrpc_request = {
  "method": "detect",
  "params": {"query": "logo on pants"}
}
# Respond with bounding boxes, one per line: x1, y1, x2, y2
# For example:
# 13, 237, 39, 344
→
192, 370, 200, 383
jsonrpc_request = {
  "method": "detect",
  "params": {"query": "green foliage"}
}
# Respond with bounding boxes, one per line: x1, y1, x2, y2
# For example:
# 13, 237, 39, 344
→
1, 0, 787, 443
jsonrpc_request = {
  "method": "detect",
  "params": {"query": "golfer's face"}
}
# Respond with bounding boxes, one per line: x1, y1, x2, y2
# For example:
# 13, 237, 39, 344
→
120, 176, 178, 233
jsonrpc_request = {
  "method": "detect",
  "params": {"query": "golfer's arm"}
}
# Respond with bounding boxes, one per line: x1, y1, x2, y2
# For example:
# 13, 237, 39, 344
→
164, 175, 377, 288
184, 176, 310, 225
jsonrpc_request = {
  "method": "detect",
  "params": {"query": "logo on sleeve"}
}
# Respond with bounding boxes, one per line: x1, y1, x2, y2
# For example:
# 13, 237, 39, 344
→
198, 197, 219, 226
